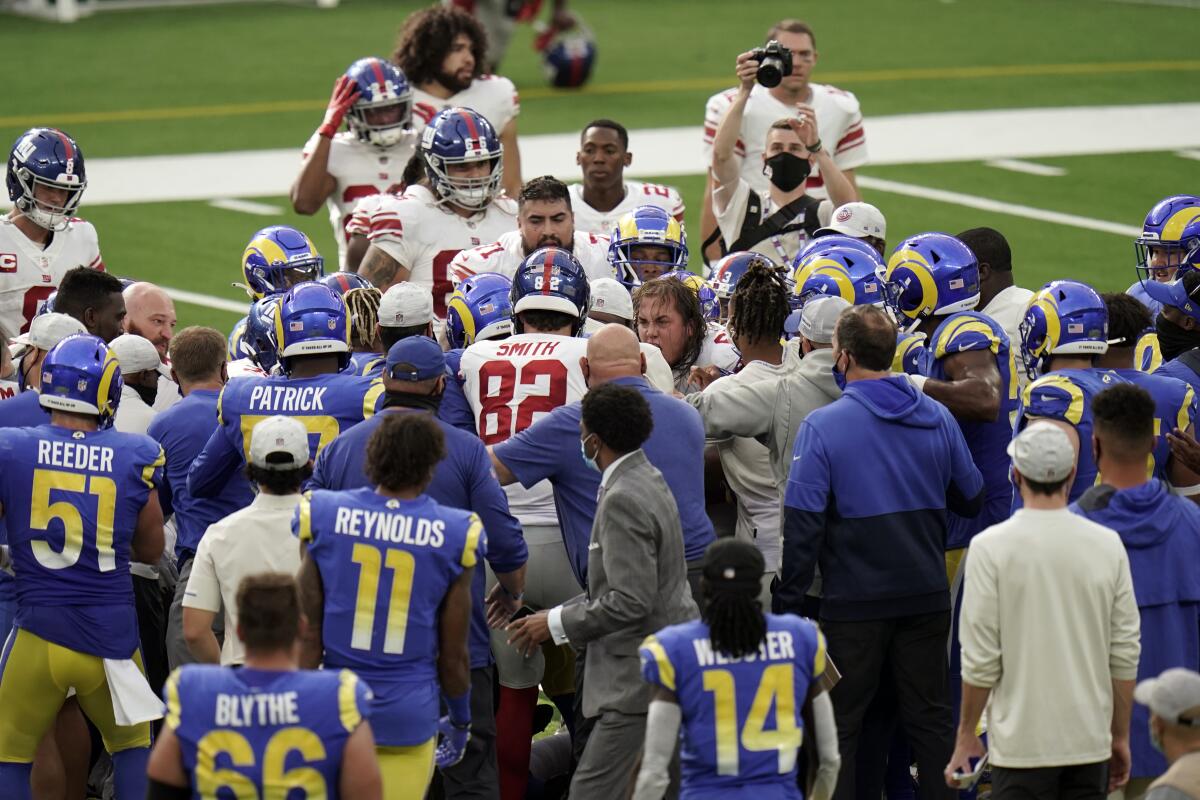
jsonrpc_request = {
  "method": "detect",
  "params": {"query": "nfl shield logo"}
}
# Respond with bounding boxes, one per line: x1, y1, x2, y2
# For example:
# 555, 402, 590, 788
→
327, 319, 337, 330
77, 379, 88, 391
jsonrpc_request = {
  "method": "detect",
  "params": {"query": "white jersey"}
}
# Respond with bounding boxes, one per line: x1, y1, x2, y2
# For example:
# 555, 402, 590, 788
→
301, 129, 419, 269
713, 178, 834, 266
459, 333, 589, 526
412, 75, 520, 134
566, 181, 685, 237
348, 185, 518, 317
702, 82, 868, 200
449, 229, 614, 286
0, 216, 102, 341
0, 378, 17, 402
677, 322, 741, 394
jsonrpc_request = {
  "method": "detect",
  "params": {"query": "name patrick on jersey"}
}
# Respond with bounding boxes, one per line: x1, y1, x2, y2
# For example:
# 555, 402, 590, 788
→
333, 505, 445, 547
214, 691, 301, 727
37, 439, 114, 473
249, 385, 327, 412
692, 630, 796, 668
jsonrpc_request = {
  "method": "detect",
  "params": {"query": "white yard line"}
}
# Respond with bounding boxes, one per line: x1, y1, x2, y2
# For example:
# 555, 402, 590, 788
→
158, 286, 248, 314
208, 198, 284, 215
1177, 149, 1200, 161
984, 159, 1067, 176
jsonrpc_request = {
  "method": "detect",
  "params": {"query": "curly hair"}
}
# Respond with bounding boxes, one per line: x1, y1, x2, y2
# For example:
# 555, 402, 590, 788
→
393, 6, 488, 87
581, 383, 653, 454
1101, 292, 1152, 348
366, 412, 446, 492
729, 260, 790, 346
633, 278, 707, 373
345, 287, 381, 350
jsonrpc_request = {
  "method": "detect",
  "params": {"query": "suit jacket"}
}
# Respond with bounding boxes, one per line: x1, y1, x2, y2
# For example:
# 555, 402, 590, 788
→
560, 449, 699, 717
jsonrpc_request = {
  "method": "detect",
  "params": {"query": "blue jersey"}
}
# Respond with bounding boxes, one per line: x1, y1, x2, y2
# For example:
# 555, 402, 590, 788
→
0, 424, 163, 658
309, 406, 527, 670
0, 390, 51, 429
1012, 368, 1119, 509
188, 372, 384, 499
1106, 368, 1197, 481
346, 351, 384, 377
438, 348, 477, 433
926, 312, 1020, 548
1127, 280, 1164, 318
1137, 332, 1162, 373
295, 488, 485, 746
640, 614, 825, 800
165, 664, 370, 800
1155, 350, 1200, 399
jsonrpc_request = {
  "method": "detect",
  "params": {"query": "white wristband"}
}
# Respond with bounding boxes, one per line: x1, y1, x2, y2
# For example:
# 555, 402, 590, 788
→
1172, 482, 1200, 497
908, 374, 929, 392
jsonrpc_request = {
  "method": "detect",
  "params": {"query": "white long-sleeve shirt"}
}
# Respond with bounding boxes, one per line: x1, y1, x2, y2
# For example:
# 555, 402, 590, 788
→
960, 507, 1141, 768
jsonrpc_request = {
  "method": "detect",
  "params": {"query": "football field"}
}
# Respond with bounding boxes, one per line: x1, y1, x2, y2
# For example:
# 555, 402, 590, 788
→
2, 0, 1199, 332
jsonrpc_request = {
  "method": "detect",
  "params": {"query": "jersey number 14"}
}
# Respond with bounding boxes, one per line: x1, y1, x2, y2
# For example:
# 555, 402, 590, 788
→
703, 663, 803, 776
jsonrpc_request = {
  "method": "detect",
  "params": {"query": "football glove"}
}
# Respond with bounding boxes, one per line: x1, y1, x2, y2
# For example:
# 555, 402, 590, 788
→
318, 75, 361, 139
434, 715, 471, 769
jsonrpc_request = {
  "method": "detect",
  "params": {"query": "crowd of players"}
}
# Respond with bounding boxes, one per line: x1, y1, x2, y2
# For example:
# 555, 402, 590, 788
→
2, 4, 1200, 800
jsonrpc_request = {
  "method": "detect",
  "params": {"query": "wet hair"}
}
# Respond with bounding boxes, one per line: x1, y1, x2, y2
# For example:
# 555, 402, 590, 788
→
957, 227, 1013, 273
835, 304, 896, 371
245, 463, 312, 495
729, 261, 789, 346
1102, 292, 1153, 348
700, 539, 767, 659
633, 278, 707, 371
393, 6, 488, 87
345, 287, 381, 350
519, 176, 572, 210
1092, 383, 1156, 461
54, 267, 125, 322
581, 119, 629, 151
168, 326, 226, 384
580, 382, 652, 454
365, 412, 446, 491
236, 573, 302, 653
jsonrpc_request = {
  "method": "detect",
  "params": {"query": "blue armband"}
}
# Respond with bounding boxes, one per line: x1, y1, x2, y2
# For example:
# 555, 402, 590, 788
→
443, 690, 471, 728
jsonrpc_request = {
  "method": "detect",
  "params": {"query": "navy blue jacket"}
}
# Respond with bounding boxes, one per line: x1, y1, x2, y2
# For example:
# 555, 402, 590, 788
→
778, 376, 984, 621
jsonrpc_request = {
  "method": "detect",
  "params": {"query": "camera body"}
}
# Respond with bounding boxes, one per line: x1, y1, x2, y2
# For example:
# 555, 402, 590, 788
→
751, 40, 793, 88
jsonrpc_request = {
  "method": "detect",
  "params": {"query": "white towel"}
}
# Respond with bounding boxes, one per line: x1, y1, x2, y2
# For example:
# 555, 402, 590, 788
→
103, 659, 164, 726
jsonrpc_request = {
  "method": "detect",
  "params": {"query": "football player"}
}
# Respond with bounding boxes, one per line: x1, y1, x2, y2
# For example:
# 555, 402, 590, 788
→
635, 276, 738, 393
0, 334, 165, 800
343, 286, 385, 375
610, 205, 690, 285
146, 573, 383, 799
1127, 195, 1200, 315
710, 251, 779, 322
348, 108, 518, 316
2, 128, 103, 342
449, 175, 613, 285
568, 119, 684, 236
293, 58, 419, 269
440, 272, 515, 432
634, 539, 838, 800
1014, 279, 1117, 507
296, 412, 481, 798
1097, 292, 1200, 496
396, 5, 522, 197
187, 282, 384, 500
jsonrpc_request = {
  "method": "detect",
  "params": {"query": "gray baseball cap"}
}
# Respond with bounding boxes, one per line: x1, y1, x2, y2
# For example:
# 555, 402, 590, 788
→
799, 296, 851, 344
1135, 668, 1200, 727
1007, 421, 1075, 483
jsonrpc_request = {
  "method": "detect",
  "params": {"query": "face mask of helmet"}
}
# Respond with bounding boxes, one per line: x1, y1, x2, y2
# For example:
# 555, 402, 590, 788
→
349, 100, 411, 149
430, 155, 503, 210
17, 176, 84, 232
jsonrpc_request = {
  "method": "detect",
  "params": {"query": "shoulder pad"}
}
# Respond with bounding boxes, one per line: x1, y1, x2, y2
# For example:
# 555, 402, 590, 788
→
933, 314, 1001, 359
1022, 373, 1088, 425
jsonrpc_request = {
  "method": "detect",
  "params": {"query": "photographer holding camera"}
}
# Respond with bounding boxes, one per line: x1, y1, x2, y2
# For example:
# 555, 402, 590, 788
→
709, 48, 857, 265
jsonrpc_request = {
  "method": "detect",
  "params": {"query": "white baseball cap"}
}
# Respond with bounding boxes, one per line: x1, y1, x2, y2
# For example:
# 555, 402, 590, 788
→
379, 282, 434, 328
816, 202, 887, 240
109, 334, 171, 378
588, 278, 634, 321
9, 313, 86, 352
1135, 668, 1200, 727
248, 415, 310, 471
1007, 421, 1076, 483
799, 295, 851, 344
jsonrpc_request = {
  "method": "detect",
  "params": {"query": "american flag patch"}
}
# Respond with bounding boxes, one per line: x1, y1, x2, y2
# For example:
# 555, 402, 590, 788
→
289, 321, 304, 331
1068, 323, 1084, 333
948, 278, 965, 289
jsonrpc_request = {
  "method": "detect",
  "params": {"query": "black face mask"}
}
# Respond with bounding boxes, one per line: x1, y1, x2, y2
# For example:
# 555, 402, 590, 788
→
132, 380, 158, 408
764, 152, 811, 192
1155, 313, 1200, 362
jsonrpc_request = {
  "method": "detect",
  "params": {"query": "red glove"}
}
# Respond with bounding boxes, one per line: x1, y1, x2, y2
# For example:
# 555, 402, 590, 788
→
317, 75, 361, 139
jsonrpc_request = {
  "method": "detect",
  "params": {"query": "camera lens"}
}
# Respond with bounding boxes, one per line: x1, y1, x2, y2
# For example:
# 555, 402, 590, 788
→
756, 56, 785, 88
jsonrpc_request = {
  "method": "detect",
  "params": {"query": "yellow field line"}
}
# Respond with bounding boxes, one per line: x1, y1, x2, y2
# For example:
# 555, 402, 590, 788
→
2, 59, 1198, 128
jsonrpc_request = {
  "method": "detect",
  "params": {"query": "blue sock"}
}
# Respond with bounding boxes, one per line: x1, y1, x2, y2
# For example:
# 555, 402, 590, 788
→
0, 762, 33, 800
112, 746, 150, 800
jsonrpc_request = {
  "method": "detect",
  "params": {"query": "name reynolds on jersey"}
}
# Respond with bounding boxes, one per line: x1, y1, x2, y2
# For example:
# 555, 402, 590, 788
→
248, 385, 327, 412
37, 439, 114, 473
692, 630, 797, 668
214, 691, 301, 727
333, 506, 446, 547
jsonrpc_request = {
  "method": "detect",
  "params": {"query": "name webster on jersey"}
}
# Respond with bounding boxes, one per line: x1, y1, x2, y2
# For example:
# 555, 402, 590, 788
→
332, 505, 447, 548
692, 629, 797, 667
37, 438, 115, 473
214, 691, 302, 728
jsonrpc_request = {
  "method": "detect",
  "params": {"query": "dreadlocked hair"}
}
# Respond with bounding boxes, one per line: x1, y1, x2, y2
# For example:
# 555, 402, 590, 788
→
345, 287, 381, 350
700, 539, 767, 659
729, 260, 790, 346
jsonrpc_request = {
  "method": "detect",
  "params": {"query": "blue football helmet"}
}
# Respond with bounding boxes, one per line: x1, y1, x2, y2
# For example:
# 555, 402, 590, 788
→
38, 334, 122, 428
711, 252, 780, 300
321, 271, 374, 295
792, 234, 882, 273
1018, 279, 1109, 380
343, 57, 413, 149
609, 205, 689, 286
447, 273, 514, 349
792, 244, 885, 309
510, 247, 591, 336
241, 226, 325, 301
245, 297, 281, 373
662, 270, 720, 322
420, 107, 504, 211
273, 282, 350, 373
1134, 194, 1200, 284
878, 233, 979, 332
7, 127, 86, 232
539, 17, 596, 88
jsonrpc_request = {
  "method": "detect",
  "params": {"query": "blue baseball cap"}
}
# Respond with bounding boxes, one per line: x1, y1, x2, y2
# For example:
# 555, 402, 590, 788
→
1142, 271, 1200, 324
385, 335, 445, 381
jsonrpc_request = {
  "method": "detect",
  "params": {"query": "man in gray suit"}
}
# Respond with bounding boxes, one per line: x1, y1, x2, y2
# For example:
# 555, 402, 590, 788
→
506, 382, 699, 799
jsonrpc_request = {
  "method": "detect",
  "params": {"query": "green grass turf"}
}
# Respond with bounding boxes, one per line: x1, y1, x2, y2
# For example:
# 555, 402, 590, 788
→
1, 0, 1196, 156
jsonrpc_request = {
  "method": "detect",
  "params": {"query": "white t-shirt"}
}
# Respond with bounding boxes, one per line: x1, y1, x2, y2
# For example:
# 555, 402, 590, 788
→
114, 384, 157, 436
702, 82, 868, 200
348, 185, 518, 318
301, 130, 419, 269
713, 178, 833, 266
566, 181, 685, 237
981, 284, 1035, 358
412, 75, 520, 134
449, 229, 614, 286
704, 358, 788, 571
0, 216, 103, 341
182, 493, 304, 666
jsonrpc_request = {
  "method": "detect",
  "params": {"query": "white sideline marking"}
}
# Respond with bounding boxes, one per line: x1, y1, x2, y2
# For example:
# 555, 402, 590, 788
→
984, 159, 1067, 176
208, 198, 283, 215
1177, 149, 1200, 161
160, 286, 247, 314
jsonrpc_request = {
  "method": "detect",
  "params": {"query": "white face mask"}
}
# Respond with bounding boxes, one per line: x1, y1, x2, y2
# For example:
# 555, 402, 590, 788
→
367, 127, 406, 148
